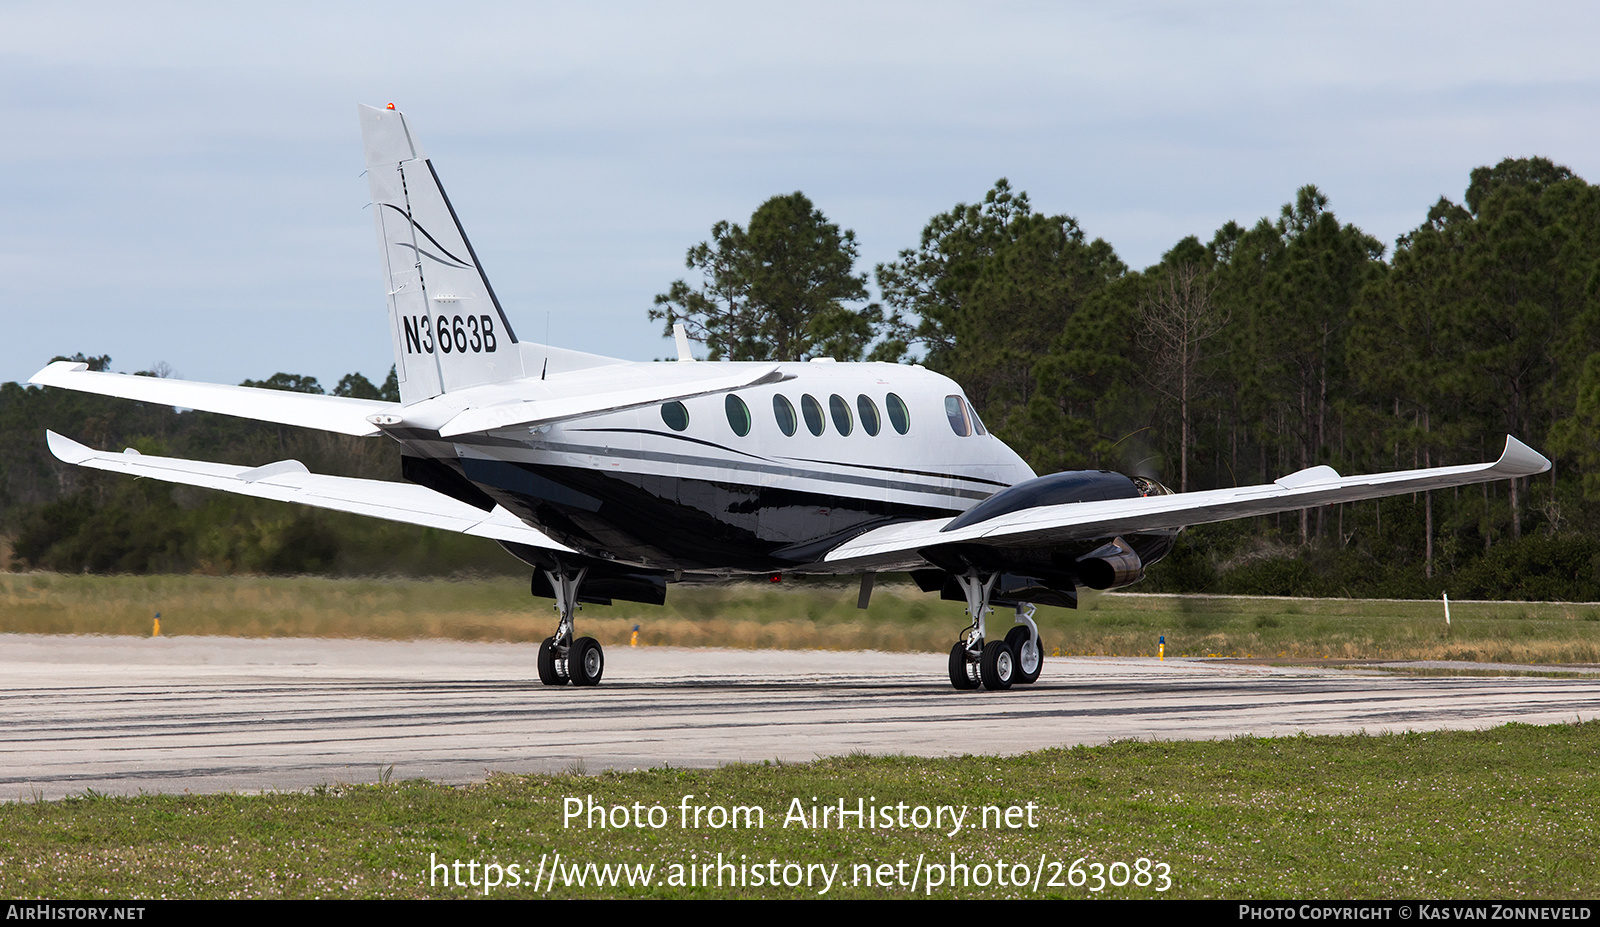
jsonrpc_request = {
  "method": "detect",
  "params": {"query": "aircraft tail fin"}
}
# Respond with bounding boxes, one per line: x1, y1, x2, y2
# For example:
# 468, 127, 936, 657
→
359, 103, 525, 405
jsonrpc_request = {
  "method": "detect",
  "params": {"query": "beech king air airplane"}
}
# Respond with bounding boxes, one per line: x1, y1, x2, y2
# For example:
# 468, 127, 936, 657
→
31, 104, 1552, 691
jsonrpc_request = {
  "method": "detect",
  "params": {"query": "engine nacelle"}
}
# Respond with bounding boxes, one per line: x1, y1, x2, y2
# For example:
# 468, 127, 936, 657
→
925, 469, 1175, 600
943, 469, 1150, 532
1075, 536, 1144, 590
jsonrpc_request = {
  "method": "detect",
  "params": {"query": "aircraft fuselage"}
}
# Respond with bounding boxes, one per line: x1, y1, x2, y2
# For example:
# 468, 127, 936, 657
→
388, 360, 1035, 575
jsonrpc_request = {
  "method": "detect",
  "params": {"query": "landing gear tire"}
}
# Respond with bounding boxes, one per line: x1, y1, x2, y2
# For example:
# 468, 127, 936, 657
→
1005, 625, 1042, 685
980, 640, 1015, 690
569, 637, 604, 687
537, 637, 566, 686
948, 642, 979, 690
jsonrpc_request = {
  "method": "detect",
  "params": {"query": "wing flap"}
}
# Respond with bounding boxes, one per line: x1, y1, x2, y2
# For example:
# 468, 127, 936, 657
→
30, 362, 399, 437
46, 431, 573, 552
824, 436, 1550, 569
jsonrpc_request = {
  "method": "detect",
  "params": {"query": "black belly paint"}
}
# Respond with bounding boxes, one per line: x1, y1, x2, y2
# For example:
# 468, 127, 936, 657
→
458, 456, 962, 573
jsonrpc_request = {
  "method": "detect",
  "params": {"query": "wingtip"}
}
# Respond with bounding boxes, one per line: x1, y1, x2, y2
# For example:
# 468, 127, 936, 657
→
28, 360, 90, 387
1499, 435, 1552, 476
45, 430, 93, 464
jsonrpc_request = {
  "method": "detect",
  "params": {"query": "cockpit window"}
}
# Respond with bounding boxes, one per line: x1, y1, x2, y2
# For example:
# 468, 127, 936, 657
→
969, 402, 989, 436
944, 395, 971, 436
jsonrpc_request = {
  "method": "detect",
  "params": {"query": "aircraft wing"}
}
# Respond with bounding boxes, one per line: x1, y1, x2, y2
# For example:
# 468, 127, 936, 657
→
45, 431, 574, 552
30, 362, 398, 437
432, 365, 789, 437
824, 436, 1551, 571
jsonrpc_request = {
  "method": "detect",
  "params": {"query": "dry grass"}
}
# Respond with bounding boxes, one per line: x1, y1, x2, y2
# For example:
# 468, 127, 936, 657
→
4, 572, 1600, 665
0, 572, 961, 651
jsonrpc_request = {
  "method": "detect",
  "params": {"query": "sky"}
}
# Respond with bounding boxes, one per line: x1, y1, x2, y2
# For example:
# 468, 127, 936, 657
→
4, 1, 1600, 388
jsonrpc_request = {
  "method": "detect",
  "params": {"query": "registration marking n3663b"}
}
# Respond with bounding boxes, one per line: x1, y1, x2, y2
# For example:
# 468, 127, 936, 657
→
402, 314, 498, 355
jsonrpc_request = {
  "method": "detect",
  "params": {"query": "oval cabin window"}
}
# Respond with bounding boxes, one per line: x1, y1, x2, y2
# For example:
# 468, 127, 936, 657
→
886, 393, 910, 434
725, 394, 751, 437
773, 395, 797, 436
829, 394, 853, 436
857, 394, 881, 436
661, 400, 689, 432
801, 394, 825, 436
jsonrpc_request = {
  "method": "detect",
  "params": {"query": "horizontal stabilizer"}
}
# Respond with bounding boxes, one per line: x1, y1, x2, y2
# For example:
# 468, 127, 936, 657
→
30, 362, 398, 437
824, 436, 1551, 571
46, 431, 573, 552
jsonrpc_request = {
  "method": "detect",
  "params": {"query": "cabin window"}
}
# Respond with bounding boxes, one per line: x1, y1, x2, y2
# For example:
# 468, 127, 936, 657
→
886, 392, 910, 434
829, 394, 853, 436
857, 394, 881, 436
801, 394, 825, 436
725, 394, 751, 437
773, 395, 797, 436
661, 400, 689, 432
944, 395, 971, 436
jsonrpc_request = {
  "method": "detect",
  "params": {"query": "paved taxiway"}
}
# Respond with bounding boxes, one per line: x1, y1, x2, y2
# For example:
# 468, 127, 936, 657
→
4, 634, 1597, 800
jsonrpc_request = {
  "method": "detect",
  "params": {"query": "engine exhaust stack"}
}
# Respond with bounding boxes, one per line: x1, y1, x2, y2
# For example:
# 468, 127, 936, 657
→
1076, 536, 1144, 590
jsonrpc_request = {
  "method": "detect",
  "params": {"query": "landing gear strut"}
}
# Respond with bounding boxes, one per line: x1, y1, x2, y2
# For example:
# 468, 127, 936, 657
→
947, 571, 1043, 691
948, 571, 995, 689
537, 566, 604, 687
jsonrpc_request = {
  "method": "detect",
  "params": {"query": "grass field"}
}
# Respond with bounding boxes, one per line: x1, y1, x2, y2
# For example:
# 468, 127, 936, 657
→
3, 723, 1596, 899
4, 571, 1600, 664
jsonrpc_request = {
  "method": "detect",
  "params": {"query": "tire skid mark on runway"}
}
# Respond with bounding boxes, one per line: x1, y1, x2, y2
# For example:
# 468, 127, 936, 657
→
9, 677, 1592, 735
8, 643, 1600, 799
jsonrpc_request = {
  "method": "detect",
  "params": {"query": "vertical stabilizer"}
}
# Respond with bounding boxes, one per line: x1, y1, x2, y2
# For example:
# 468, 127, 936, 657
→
359, 104, 523, 404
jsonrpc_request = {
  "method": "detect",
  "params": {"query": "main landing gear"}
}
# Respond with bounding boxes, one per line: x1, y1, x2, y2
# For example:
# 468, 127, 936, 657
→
947, 570, 1042, 691
536, 566, 605, 687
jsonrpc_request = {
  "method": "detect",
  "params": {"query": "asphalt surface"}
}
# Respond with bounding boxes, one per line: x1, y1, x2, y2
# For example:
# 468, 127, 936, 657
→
4, 634, 1598, 800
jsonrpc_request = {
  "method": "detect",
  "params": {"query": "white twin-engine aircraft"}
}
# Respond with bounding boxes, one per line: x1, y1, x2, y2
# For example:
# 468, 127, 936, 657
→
33, 104, 1551, 691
